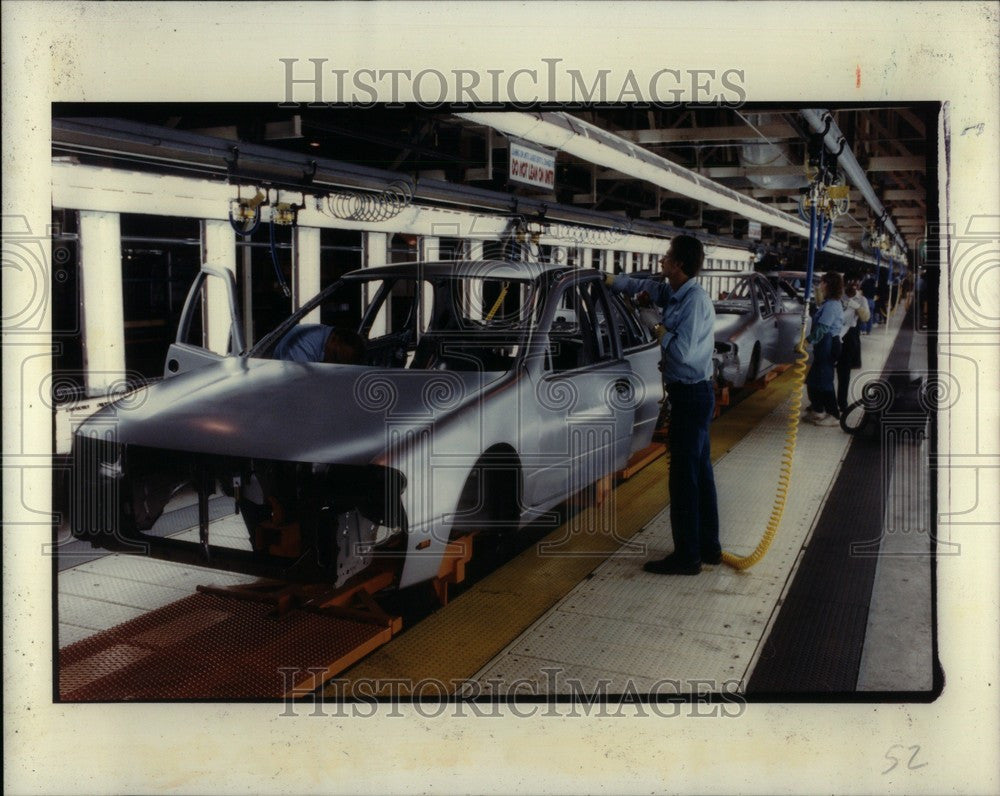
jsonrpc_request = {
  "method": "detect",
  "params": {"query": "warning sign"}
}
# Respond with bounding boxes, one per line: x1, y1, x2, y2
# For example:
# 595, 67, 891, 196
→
509, 140, 556, 191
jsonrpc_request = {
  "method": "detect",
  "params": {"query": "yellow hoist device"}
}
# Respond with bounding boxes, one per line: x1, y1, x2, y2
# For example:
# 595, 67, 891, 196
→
722, 141, 851, 571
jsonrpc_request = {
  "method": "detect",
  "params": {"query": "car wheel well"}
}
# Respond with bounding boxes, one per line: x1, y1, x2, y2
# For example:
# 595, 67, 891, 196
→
453, 445, 522, 537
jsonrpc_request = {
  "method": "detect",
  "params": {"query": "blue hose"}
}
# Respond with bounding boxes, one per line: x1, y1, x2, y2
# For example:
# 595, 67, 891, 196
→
819, 215, 833, 251
269, 217, 292, 298
228, 205, 260, 237
803, 202, 819, 305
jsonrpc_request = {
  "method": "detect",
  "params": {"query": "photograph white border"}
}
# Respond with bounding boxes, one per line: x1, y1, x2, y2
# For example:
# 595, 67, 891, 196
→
3, 2, 998, 793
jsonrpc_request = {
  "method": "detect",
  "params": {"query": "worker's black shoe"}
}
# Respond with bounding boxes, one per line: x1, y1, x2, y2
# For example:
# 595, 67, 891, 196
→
701, 551, 723, 566
643, 555, 701, 575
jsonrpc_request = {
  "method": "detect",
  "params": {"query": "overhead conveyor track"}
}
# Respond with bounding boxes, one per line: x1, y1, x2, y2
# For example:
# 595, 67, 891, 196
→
51, 117, 749, 250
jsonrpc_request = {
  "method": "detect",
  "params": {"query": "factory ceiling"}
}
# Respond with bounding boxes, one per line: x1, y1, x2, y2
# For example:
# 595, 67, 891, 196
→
52, 102, 936, 260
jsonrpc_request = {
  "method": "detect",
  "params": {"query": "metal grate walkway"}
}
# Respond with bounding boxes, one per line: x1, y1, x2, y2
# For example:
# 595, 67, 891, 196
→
59, 590, 392, 700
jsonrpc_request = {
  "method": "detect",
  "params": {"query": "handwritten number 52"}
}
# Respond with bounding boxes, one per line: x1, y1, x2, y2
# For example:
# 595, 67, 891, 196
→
883, 744, 927, 774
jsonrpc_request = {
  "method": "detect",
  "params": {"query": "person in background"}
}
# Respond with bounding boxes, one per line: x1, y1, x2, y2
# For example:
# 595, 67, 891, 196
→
273, 324, 366, 364
860, 270, 877, 333
917, 267, 929, 329
804, 272, 845, 427
836, 274, 871, 415
875, 277, 890, 326
606, 235, 720, 576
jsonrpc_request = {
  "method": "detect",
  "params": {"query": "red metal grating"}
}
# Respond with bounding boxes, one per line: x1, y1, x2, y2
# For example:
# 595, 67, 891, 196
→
58, 592, 391, 700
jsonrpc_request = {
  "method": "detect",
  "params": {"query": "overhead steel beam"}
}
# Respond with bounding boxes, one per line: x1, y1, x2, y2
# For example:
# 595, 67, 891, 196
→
622, 122, 796, 144
52, 117, 415, 194
883, 188, 925, 201
896, 108, 927, 138
701, 165, 807, 178
457, 111, 856, 257
867, 155, 925, 172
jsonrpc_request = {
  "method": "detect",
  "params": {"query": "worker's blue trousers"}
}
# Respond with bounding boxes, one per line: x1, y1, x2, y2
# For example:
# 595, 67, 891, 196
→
666, 380, 721, 567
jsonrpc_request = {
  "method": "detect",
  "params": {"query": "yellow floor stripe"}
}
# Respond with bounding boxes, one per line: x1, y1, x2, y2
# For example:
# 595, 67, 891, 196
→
332, 369, 803, 693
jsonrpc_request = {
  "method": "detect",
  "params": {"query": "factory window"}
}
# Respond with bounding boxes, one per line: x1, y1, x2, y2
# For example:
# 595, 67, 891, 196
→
437, 237, 468, 260
612, 251, 624, 274
482, 237, 524, 262
319, 228, 364, 329
51, 208, 84, 401
390, 233, 419, 263
120, 214, 202, 383
235, 221, 294, 347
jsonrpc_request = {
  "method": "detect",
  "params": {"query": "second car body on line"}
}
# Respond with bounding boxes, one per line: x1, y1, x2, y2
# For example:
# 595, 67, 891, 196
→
710, 271, 808, 388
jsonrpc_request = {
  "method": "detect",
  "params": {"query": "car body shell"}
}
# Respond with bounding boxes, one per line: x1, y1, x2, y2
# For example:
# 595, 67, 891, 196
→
71, 260, 663, 589
712, 272, 808, 388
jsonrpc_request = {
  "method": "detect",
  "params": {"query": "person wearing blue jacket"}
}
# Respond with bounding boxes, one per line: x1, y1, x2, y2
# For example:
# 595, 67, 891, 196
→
273, 324, 366, 364
607, 235, 720, 575
804, 272, 845, 426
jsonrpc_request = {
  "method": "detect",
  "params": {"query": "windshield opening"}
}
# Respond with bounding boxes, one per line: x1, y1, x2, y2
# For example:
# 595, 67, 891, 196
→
250, 272, 540, 373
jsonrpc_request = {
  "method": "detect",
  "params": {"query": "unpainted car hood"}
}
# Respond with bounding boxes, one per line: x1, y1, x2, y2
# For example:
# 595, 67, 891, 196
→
79, 357, 506, 464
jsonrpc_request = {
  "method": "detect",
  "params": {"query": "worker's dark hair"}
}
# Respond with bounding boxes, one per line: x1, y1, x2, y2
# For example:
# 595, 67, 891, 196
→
821, 271, 844, 300
324, 327, 367, 364
669, 235, 705, 278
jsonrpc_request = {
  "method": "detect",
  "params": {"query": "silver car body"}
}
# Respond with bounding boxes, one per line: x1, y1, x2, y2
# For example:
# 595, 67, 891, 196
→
764, 270, 812, 312
712, 272, 808, 388
71, 260, 662, 589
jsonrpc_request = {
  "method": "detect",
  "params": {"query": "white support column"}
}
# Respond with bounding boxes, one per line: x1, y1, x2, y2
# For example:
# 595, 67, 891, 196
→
365, 231, 388, 267
420, 236, 440, 260
420, 237, 439, 330
79, 210, 125, 394
364, 232, 389, 337
468, 239, 484, 262
295, 226, 322, 323
202, 219, 237, 354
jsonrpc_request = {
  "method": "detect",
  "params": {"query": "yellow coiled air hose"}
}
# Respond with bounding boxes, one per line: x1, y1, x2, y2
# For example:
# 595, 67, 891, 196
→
721, 327, 810, 571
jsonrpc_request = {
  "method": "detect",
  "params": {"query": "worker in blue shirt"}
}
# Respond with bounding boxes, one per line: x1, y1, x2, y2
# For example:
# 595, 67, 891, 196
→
273, 324, 366, 364
607, 234, 720, 575
803, 272, 845, 425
